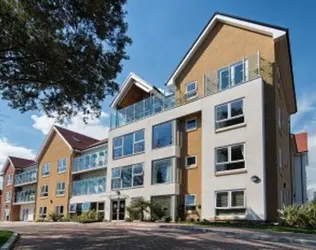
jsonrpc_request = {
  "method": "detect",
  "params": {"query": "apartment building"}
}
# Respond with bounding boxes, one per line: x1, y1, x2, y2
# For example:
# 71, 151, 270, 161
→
1, 157, 37, 221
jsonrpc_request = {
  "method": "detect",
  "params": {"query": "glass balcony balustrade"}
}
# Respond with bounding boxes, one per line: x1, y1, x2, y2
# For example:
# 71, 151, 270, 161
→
72, 150, 107, 173
15, 168, 37, 186
110, 53, 260, 129
14, 189, 36, 203
72, 176, 106, 197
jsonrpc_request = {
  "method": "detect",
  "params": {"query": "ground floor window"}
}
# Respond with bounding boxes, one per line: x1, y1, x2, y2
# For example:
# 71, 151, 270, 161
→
39, 206, 47, 218
151, 195, 172, 218
215, 190, 246, 216
55, 205, 64, 215
184, 194, 196, 211
69, 201, 105, 220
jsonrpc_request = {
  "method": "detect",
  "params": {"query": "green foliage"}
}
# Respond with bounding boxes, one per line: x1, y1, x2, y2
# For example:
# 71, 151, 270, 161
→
279, 202, 316, 229
150, 201, 165, 221
127, 198, 151, 221
71, 210, 102, 223
0, 0, 131, 121
48, 212, 63, 222
35, 218, 46, 222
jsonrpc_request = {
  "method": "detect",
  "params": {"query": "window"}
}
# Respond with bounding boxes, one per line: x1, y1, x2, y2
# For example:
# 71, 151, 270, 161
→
5, 192, 11, 203
7, 174, 12, 185
42, 163, 50, 177
216, 99, 244, 129
55, 205, 64, 215
57, 158, 67, 173
216, 144, 245, 172
218, 60, 248, 91
186, 81, 197, 99
185, 118, 197, 132
185, 194, 196, 210
113, 130, 145, 159
152, 121, 173, 149
152, 158, 173, 184
215, 190, 245, 216
69, 204, 77, 214
82, 202, 90, 212
185, 156, 197, 168
111, 163, 144, 190
39, 207, 47, 218
56, 181, 66, 196
40, 184, 48, 197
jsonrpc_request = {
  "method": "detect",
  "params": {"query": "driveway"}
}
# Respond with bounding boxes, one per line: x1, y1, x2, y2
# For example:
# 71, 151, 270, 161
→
0, 222, 315, 249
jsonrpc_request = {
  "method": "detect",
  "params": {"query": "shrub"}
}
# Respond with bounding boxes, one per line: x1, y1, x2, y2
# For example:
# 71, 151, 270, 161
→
150, 202, 165, 221
161, 216, 172, 223
36, 218, 46, 222
48, 212, 63, 222
125, 217, 133, 222
72, 210, 102, 223
279, 202, 316, 229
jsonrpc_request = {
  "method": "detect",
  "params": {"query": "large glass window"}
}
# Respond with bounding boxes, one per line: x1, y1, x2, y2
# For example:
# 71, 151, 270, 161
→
42, 163, 50, 177
216, 144, 245, 172
215, 190, 245, 216
152, 121, 173, 149
111, 163, 144, 190
152, 158, 173, 184
113, 130, 145, 159
56, 181, 66, 196
57, 158, 67, 173
72, 177, 106, 196
185, 194, 196, 210
215, 99, 244, 129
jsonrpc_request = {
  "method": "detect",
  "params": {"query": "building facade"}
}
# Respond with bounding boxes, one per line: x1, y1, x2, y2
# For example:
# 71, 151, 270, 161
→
0, 12, 304, 222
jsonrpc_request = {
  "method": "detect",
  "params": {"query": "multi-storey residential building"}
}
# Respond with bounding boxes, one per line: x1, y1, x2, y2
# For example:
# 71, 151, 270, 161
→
1, 156, 37, 221
107, 12, 297, 222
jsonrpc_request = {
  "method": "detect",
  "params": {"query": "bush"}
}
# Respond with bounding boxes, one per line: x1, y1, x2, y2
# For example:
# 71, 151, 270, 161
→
48, 212, 63, 222
36, 218, 46, 222
125, 217, 133, 222
150, 202, 165, 221
279, 202, 316, 229
161, 216, 172, 223
72, 210, 102, 223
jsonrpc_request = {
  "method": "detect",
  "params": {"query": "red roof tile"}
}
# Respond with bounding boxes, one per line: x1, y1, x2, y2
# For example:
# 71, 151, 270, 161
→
54, 125, 100, 150
294, 132, 308, 153
9, 156, 36, 168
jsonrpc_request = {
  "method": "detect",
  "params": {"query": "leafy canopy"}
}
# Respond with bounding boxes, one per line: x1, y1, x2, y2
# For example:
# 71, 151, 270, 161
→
0, 0, 131, 121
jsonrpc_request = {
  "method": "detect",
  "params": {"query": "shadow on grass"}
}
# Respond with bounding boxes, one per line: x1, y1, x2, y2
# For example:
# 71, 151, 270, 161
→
0, 230, 13, 247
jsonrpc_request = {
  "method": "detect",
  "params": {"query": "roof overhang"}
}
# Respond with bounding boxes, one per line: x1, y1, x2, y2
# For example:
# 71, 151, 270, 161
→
0, 158, 14, 174
166, 12, 287, 87
110, 72, 161, 109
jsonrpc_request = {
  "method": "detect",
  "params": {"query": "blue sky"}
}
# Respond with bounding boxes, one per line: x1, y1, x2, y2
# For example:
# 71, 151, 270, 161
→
1, 0, 316, 196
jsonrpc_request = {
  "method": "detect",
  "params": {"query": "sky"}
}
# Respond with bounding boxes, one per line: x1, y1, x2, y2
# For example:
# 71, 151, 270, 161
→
0, 0, 316, 198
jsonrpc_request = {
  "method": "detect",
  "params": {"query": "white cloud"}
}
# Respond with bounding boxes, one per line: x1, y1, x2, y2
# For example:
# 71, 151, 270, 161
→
31, 111, 110, 140
0, 137, 36, 170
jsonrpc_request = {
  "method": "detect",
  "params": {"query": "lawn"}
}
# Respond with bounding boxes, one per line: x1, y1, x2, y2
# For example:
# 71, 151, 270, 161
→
0, 231, 13, 247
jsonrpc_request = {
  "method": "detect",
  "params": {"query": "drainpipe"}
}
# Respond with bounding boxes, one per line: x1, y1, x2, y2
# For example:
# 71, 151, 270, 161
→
300, 153, 304, 203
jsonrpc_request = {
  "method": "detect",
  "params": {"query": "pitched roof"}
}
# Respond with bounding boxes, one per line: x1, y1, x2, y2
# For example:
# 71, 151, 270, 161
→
8, 156, 36, 168
54, 125, 99, 150
294, 132, 308, 153
84, 138, 108, 150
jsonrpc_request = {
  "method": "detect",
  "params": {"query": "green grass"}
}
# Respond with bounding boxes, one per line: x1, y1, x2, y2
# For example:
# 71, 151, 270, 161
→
0, 231, 13, 247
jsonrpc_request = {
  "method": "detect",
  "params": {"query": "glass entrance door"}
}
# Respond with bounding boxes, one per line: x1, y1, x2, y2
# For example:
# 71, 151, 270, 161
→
111, 200, 125, 221
22, 208, 29, 221
4, 209, 9, 221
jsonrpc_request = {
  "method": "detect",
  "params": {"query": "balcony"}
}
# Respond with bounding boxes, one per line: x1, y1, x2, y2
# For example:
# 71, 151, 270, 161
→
72, 176, 106, 197
14, 189, 36, 204
72, 150, 107, 174
15, 168, 37, 187
110, 53, 260, 129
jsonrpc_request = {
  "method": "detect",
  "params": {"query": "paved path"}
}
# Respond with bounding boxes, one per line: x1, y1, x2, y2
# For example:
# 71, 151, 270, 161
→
0, 222, 315, 249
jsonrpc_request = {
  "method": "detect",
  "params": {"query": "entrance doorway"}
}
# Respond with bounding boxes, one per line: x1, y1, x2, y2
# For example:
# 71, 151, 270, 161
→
22, 208, 29, 221
111, 200, 125, 220
4, 209, 9, 221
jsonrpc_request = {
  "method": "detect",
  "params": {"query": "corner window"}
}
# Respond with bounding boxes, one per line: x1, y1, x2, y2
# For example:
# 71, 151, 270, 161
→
55, 205, 64, 215
39, 207, 47, 218
113, 130, 145, 159
186, 81, 197, 99
5, 192, 11, 203
215, 190, 245, 216
42, 163, 50, 177
7, 174, 12, 185
185, 118, 197, 132
152, 158, 174, 184
40, 184, 49, 197
152, 121, 173, 149
216, 144, 245, 172
185, 194, 196, 210
216, 99, 244, 130
185, 156, 197, 168
56, 181, 66, 196
57, 158, 67, 173
111, 163, 144, 190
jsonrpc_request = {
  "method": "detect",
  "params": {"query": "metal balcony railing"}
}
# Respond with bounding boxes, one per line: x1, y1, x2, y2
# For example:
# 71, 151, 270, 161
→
15, 168, 37, 186
72, 176, 106, 197
110, 53, 260, 129
72, 150, 107, 174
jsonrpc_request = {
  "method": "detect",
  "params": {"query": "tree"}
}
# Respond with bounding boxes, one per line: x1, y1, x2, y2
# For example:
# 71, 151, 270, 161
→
0, 0, 131, 121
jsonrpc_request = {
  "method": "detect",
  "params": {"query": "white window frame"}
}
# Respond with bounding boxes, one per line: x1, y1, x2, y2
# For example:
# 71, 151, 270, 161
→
215, 99, 244, 130
97, 202, 105, 213
57, 158, 67, 174
185, 118, 197, 132
215, 143, 245, 173
185, 81, 197, 100
7, 174, 13, 186
5, 191, 11, 203
56, 181, 66, 196
69, 204, 77, 214
215, 190, 246, 211
134, 130, 145, 153
42, 163, 51, 177
185, 155, 197, 169
111, 163, 144, 190
184, 194, 197, 210
55, 205, 64, 215
39, 206, 47, 217
40, 184, 49, 197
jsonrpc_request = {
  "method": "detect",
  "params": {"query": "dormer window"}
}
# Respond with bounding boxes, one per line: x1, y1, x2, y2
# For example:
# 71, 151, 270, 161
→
186, 81, 197, 100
